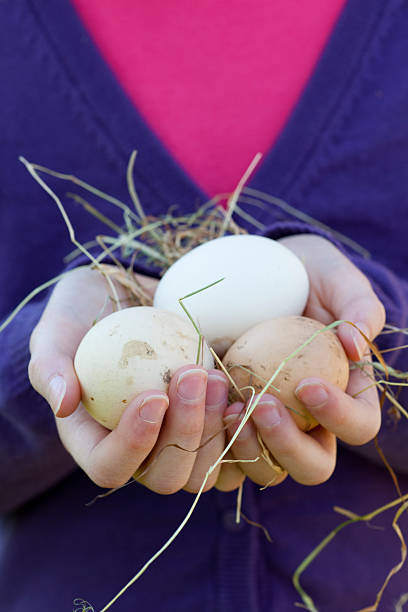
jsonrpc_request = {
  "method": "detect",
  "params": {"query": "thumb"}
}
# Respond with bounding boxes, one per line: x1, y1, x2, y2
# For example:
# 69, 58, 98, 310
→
28, 313, 83, 418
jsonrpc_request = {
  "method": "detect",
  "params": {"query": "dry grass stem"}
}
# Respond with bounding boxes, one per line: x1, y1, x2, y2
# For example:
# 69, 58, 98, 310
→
356, 500, 408, 612
220, 152, 262, 236
395, 593, 408, 612
293, 494, 408, 612
126, 150, 146, 221
241, 188, 371, 259
239, 512, 273, 543
236, 480, 244, 524
73, 599, 95, 612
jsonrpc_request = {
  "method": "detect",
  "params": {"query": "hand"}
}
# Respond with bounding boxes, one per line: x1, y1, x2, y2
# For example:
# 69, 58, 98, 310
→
28, 266, 229, 494
216, 234, 386, 490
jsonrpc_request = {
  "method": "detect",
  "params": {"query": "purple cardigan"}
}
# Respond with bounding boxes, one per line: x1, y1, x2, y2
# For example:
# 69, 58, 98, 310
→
1, 1, 408, 610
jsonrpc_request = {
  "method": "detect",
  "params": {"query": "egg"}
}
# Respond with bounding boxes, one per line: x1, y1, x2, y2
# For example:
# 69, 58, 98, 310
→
222, 316, 349, 431
153, 234, 309, 356
74, 306, 214, 429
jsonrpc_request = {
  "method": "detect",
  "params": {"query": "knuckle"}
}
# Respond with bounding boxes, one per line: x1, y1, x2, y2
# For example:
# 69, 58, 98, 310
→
183, 481, 201, 494
376, 301, 386, 331
323, 397, 348, 430
257, 469, 289, 488
28, 328, 38, 354
179, 419, 204, 440
85, 447, 131, 489
352, 416, 381, 446
118, 407, 164, 451
273, 435, 294, 457
230, 435, 250, 449
332, 409, 348, 430
300, 463, 335, 486
87, 468, 126, 490
372, 412, 382, 438
215, 479, 242, 492
366, 410, 381, 440
185, 472, 217, 493
27, 356, 43, 390
272, 471, 289, 486
121, 427, 156, 455
28, 321, 44, 354
214, 463, 246, 491
151, 479, 184, 496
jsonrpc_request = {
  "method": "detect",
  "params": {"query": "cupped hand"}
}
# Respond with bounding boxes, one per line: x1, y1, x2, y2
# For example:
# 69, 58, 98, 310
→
28, 266, 229, 494
216, 234, 386, 490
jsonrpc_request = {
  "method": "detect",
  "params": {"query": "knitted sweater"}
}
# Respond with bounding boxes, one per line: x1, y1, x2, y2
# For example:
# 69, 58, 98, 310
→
1, 1, 408, 611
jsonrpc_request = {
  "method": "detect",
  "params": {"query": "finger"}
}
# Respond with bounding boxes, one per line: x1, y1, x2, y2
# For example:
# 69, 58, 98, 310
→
137, 366, 208, 495
337, 316, 384, 363
28, 313, 84, 418
295, 363, 381, 446
228, 396, 337, 486
134, 272, 159, 299
214, 451, 246, 492
224, 400, 288, 487
184, 371, 229, 493
56, 391, 168, 488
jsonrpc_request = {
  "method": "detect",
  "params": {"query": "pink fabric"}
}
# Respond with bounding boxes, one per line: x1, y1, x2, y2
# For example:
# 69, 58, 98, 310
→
71, 0, 346, 197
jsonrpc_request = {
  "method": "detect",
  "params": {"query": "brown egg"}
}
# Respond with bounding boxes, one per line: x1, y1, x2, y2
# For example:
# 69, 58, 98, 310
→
222, 316, 349, 431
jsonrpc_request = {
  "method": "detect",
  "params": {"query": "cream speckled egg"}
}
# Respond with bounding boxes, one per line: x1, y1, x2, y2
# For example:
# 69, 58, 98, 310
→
153, 234, 309, 356
74, 306, 214, 429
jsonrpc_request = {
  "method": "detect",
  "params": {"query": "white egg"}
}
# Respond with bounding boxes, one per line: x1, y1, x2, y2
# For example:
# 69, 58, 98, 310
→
153, 234, 309, 355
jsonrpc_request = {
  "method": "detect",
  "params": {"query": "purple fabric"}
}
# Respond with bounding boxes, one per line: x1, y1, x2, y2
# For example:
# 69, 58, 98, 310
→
1, 1, 408, 610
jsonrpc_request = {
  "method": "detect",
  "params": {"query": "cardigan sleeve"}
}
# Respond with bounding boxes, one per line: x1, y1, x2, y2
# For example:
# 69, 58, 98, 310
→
0, 297, 77, 514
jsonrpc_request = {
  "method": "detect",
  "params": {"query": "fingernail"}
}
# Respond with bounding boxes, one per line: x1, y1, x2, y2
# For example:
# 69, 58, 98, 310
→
352, 322, 370, 360
223, 413, 242, 426
295, 382, 328, 409
223, 410, 250, 440
255, 399, 282, 428
205, 373, 228, 409
47, 375, 66, 416
177, 369, 208, 401
139, 394, 169, 424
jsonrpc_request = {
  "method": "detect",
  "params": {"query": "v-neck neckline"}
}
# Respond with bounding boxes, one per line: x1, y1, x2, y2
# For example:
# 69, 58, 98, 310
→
29, 0, 388, 218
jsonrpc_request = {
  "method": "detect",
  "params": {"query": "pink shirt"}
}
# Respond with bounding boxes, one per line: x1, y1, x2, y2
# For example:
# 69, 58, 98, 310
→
71, 0, 346, 197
